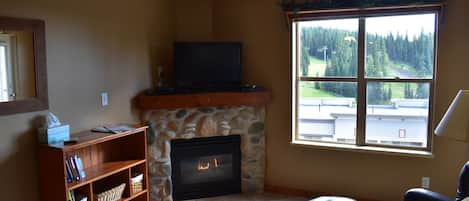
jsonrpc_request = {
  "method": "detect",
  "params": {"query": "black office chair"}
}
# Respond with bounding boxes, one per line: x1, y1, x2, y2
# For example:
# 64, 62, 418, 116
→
404, 162, 469, 201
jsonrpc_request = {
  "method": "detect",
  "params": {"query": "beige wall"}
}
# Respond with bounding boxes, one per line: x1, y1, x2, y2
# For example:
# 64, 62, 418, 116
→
163, 0, 213, 83
0, 0, 175, 200
175, 0, 213, 41
1, 0, 469, 200
210, 0, 469, 200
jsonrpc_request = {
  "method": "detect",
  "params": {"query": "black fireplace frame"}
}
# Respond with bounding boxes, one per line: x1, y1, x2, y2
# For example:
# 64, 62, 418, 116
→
171, 135, 241, 201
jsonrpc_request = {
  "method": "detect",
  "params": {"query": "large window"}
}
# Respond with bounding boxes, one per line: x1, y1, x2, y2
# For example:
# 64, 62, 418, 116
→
291, 9, 438, 151
0, 34, 13, 102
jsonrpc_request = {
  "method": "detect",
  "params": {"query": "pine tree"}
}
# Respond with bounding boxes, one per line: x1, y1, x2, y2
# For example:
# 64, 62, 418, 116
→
404, 83, 413, 99
300, 26, 433, 100
314, 73, 320, 90
300, 45, 310, 76
416, 83, 429, 99
387, 87, 393, 102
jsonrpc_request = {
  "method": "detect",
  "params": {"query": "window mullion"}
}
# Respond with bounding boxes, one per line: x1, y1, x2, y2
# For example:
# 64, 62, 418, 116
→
356, 18, 366, 146
292, 22, 299, 141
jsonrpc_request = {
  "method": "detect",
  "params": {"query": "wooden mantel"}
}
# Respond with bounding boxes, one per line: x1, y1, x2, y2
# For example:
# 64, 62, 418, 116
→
138, 91, 271, 110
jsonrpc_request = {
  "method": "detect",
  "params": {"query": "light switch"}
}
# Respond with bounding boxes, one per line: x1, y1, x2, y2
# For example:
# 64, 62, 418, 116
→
422, 177, 430, 188
101, 92, 109, 106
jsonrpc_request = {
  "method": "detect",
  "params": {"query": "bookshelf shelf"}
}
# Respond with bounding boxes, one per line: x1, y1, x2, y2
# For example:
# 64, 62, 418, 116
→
38, 126, 150, 201
47, 126, 148, 151
124, 189, 148, 201
68, 160, 146, 190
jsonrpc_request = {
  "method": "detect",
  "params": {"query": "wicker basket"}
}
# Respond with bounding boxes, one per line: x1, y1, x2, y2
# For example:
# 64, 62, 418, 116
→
131, 174, 144, 194
95, 183, 126, 201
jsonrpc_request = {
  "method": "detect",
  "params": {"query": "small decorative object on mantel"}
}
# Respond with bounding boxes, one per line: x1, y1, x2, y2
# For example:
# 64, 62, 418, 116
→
280, 0, 444, 12
37, 112, 70, 144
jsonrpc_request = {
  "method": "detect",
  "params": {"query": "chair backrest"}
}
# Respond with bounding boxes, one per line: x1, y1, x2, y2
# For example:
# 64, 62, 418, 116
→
457, 162, 469, 201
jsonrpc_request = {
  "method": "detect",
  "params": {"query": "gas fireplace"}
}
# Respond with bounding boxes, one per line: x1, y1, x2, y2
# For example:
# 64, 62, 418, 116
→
170, 135, 241, 200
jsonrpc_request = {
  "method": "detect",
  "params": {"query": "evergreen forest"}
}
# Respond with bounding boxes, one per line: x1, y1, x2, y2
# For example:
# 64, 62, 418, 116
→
300, 26, 434, 104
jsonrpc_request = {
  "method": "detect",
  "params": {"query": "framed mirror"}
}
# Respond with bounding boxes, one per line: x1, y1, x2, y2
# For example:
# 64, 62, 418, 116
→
0, 16, 48, 115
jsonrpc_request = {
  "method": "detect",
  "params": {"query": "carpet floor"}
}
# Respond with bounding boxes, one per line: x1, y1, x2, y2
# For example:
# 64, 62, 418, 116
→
190, 193, 308, 201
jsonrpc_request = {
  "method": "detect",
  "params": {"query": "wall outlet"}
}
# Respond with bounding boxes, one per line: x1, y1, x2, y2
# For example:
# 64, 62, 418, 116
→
101, 92, 109, 106
422, 177, 430, 188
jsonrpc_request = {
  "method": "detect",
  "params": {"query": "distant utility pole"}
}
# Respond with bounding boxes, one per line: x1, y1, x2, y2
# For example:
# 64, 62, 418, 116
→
317, 46, 328, 62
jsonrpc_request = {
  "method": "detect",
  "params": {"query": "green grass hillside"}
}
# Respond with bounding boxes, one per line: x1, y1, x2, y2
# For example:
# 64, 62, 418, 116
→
308, 56, 327, 77
300, 56, 423, 100
300, 82, 342, 98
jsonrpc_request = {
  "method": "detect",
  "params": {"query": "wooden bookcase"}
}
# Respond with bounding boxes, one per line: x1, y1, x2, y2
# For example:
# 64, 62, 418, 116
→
38, 126, 149, 201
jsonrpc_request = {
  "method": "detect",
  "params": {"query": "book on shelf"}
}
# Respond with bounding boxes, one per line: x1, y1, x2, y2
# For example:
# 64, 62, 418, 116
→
68, 157, 80, 181
67, 190, 72, 201
68, 190, 75, 201
74, 155, 86, 179
65, 160, 73, 183
66, 155, 86, 183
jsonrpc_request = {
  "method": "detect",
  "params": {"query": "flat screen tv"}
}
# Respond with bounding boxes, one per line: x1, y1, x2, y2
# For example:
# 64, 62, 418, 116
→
174, 42, 242, 90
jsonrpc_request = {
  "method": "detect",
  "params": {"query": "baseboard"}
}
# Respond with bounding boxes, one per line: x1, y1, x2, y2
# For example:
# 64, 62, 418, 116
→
264, 185, 380, 201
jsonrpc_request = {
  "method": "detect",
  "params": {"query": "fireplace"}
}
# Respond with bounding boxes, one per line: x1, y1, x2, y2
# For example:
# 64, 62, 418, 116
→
170, 135, 241, 200
144, 106, 266, 201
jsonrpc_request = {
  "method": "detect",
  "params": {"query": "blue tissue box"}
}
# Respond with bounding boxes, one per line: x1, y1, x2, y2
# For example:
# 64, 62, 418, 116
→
38, 124, 70, 144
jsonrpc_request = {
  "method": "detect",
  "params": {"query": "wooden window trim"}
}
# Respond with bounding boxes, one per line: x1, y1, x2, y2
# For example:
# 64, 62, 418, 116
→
357, 18, 366, 146
287, 4, 443, 23
291, 6, 441, 153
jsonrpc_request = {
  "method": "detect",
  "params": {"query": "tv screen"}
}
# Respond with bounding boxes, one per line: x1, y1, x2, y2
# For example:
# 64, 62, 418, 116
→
174, 42, 242, 89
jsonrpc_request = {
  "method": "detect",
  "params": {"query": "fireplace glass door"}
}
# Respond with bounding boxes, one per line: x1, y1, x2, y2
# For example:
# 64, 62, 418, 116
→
171, 135, 241, 200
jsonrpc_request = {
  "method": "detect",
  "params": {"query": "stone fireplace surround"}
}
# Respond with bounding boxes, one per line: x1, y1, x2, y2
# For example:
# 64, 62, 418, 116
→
144, 105, 267, 201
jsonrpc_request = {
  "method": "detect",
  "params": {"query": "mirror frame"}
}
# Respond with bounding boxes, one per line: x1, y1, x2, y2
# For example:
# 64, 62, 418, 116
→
0, 16, 48, 115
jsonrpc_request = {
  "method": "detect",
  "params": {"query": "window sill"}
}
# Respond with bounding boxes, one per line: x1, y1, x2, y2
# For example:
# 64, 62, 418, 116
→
291, 140, 434, 158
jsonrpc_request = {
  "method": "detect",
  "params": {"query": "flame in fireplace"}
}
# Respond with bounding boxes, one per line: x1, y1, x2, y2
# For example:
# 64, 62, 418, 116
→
197, 158, 220, 171
198, 162, 210, 171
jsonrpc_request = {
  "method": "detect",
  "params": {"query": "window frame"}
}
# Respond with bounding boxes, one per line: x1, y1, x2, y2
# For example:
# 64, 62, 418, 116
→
0, 34, 15, 102
290, 5, 441, 153
0, 44, 8, 101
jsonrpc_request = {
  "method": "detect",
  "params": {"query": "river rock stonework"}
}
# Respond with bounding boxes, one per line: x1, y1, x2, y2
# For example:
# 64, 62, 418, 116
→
143, 106, 266, 201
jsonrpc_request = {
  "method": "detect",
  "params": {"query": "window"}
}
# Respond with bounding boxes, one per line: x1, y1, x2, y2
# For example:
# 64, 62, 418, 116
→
0, 45, 8, 102
399, 129, 406, 138
0, 34, 13, 102
291, 8, 438, 152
